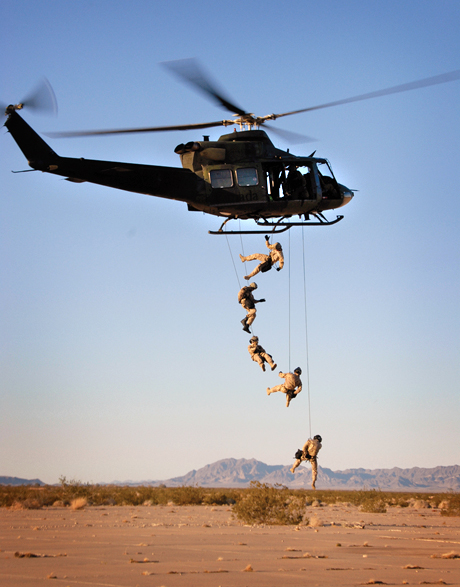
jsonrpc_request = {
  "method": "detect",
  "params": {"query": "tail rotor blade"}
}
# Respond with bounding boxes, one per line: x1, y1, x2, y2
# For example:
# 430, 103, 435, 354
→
21, 77, 58, 115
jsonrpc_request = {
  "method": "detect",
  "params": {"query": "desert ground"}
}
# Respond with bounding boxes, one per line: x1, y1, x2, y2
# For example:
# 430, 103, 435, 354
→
1, 502, 459, 587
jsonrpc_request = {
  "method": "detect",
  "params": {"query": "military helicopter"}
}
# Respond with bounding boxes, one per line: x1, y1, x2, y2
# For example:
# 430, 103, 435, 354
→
4, 61, 460, 234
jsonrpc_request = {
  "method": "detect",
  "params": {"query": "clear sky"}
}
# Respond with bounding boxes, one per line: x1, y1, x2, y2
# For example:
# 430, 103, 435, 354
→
1, 0, 459, 485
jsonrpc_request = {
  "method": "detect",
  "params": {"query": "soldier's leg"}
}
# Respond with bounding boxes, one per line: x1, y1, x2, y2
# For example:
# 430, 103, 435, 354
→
260, 352, 277, 371
267, 384, 286, 396
285, 390, 297, 407
290, 459, 301, 473
241, 253, 266, 263
311, 457, 318, 489
246, 308, 256, 326
253, 354, 265, 371
243, 254, 269, 279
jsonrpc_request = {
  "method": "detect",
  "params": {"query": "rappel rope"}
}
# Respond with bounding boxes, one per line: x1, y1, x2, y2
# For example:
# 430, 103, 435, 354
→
302, 226, 313, 438
227, 226, 313, 438
225, 231, 242, 290
288, 229, 291, 373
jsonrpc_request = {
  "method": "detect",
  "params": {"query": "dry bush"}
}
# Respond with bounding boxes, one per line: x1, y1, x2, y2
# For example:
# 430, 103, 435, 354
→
440, 493, 460, 517
170, 485, 204, 505
232, 482, 304, 525
10, 498, 41, 510
70, 497, 87, 510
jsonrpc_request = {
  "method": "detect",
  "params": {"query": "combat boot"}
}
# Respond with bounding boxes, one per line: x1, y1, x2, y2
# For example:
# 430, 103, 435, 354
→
241, 318, 250, 333
271, 363, 277, 371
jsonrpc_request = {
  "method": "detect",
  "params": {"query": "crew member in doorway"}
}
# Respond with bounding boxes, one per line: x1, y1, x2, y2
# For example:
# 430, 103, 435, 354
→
290, 435, 322, 489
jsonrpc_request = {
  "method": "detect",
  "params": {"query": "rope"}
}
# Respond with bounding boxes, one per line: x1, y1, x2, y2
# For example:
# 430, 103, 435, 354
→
226, 222, 256, 336
302, 226, 312, 438
288, 229, 291, 372
225, 231, 242, 290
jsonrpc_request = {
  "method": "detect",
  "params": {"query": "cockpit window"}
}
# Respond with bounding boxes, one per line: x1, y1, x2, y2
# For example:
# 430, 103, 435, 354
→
236, 167, 258, 186
210, 169, 233, 188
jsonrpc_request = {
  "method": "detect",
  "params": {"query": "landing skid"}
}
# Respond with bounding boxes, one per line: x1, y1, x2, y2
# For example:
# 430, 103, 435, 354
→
208, 214, 344, 235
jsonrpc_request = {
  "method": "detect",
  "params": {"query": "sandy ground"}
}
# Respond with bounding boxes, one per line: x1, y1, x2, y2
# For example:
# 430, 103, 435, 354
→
0, 502, 459, 586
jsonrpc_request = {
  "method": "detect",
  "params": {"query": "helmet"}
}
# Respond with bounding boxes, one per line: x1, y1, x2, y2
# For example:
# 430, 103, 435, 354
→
249, 282, 257, 289
275, 242, 282, 251
314, 434, 322, 443
250, 336, 258, 343
294, 367, 302, 375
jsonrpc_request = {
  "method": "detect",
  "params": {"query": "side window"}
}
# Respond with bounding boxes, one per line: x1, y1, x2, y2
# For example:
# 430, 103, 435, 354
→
210, 169, 233, 188
236, 167, 259, 186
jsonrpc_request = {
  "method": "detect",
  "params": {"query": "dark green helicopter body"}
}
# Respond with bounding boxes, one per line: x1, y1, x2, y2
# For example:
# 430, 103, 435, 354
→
4, 111, 351, 233
4, 62, 459, 233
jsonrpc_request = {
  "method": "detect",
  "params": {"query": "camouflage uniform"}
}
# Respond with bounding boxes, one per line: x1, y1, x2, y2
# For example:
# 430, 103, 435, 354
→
238, 283, 264, 333
248, 336, 277, 372
240, 240, 284, 280
267, 370, 302, 407
290, 437, 322, 489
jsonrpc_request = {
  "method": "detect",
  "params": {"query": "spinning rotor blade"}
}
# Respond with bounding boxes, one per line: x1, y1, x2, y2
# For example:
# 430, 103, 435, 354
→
46, 119, 230, 138
21, 77, 58, 115
161, 58, 247, 116
3, 77, 58, 116
264, 123, 316, 145
271, 69, 460, 119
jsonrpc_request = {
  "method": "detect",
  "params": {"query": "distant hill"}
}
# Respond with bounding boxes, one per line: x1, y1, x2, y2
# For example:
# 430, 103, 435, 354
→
141, 459, 460, 492
0, 476, 44, 486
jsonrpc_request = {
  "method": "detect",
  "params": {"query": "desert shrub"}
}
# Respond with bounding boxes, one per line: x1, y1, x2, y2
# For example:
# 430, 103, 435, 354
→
232, 482, 305, 525
170, 485, 204, 505
70, 497, 87, 510
440, 493, 460, 517
202, 490, 236, 505
360, 497, 387, 513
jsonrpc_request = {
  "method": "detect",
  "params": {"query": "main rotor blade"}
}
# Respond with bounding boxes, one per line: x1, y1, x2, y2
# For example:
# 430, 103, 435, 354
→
263, 123, 316, 145
161, 58, 247, 116
46, 119, 231, 138
272, 69, 460, 119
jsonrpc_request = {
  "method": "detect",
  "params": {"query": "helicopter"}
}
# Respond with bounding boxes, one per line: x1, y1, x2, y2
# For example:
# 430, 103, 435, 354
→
4, 61, 460, 234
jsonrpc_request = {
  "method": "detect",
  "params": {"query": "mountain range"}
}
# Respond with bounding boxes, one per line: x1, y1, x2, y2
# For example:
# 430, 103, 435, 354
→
143, 459, 460, 492
3, 460, 460, 491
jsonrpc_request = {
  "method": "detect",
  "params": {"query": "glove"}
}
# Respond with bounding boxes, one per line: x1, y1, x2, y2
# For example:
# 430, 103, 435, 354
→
265, 235, 270, 241
259, 298, 266, 303
276, 267, 281, 271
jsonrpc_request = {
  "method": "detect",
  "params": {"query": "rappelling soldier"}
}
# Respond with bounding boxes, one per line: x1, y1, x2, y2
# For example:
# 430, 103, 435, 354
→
240, 235, 284, 280
238, 282, 265, 333
290, 435, 322, 489
266, 367, 302, 407
248, 336, 277, 372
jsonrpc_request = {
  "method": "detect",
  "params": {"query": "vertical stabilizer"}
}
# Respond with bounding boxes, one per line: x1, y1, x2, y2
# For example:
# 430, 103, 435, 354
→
4, 110, 58, 168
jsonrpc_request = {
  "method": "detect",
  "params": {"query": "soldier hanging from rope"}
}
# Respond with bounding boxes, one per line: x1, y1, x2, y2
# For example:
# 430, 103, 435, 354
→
267, 367, 302, 407
239, 235, 284, 280
290, 435, 322, 489
238, 282, 265, 333
248, 336, 277, 372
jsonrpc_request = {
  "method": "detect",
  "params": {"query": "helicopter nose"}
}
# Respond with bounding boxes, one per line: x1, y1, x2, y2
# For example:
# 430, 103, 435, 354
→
338, 184, 354, 207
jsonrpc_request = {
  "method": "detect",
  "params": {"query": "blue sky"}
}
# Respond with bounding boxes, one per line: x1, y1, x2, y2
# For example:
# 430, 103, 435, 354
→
1, 0, 459, 484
